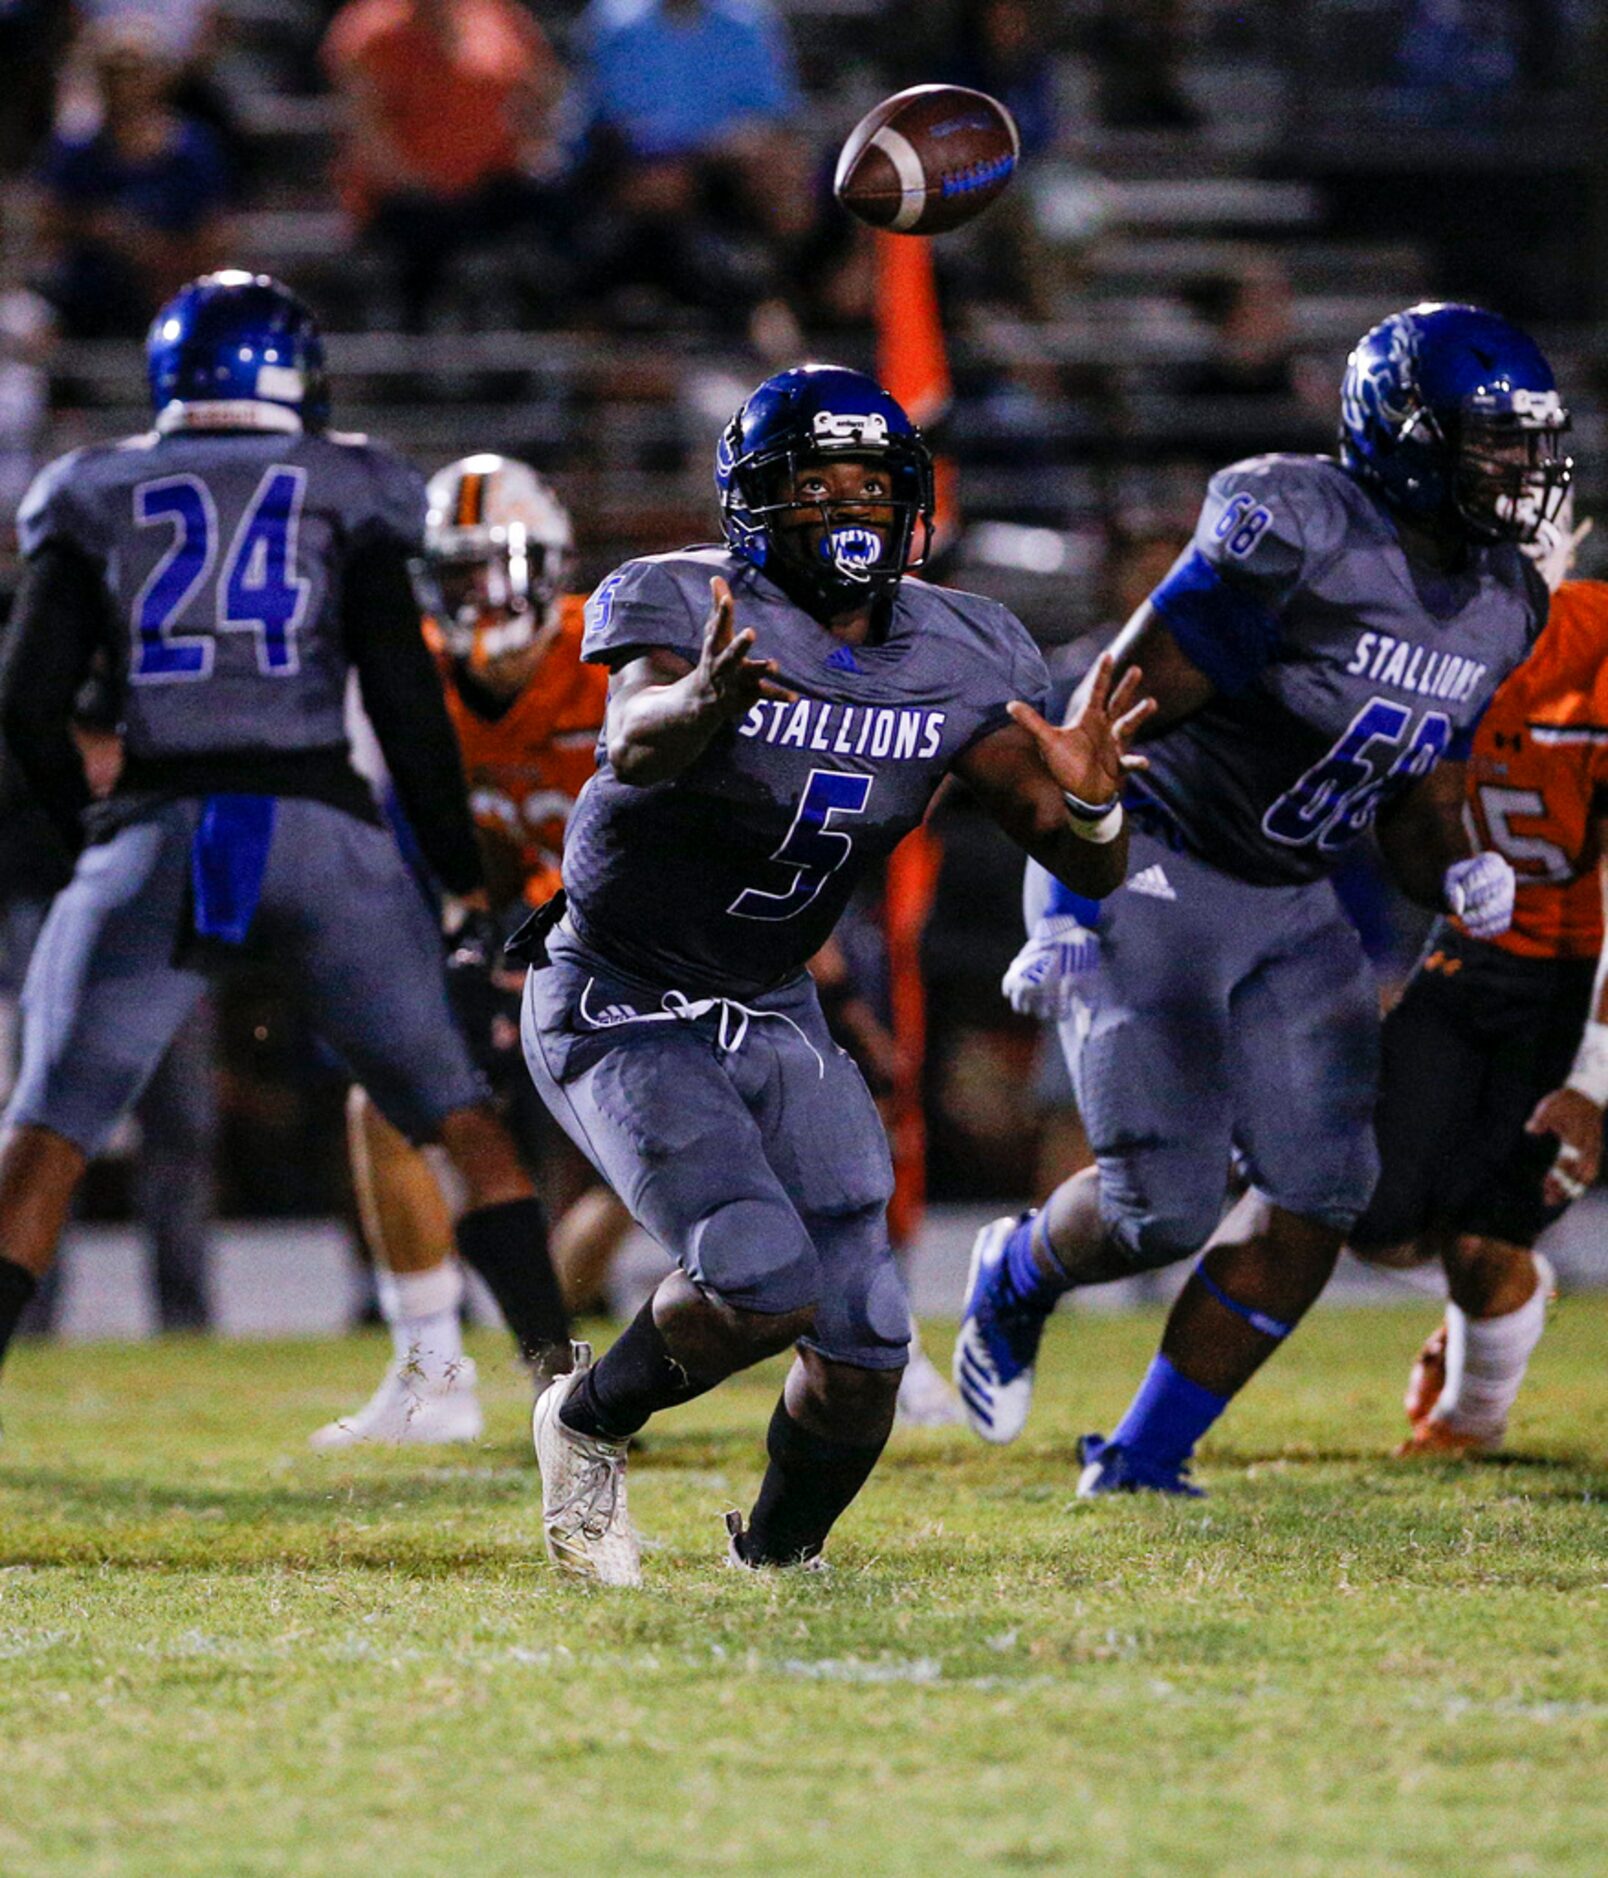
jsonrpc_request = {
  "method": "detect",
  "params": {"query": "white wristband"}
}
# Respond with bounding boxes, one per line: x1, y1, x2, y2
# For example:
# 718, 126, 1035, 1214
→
1566, 1020, 1608, 1107
1063, 792, 1123, 844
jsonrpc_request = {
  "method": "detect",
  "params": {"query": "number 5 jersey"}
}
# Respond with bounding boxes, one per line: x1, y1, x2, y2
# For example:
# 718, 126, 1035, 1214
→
1463, 578, 1608, 960
1140, 453, 1545, 884
563, 546, 1049, 998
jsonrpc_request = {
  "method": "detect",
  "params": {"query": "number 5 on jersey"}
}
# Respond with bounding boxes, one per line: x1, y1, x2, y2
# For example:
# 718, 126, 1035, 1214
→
131, 465, 311, 683
729, 768, 873, 920
1473, 784, 1574, 883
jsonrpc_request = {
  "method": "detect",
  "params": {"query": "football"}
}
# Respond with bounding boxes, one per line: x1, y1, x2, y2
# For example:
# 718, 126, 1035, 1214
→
834, 84, 1021, 236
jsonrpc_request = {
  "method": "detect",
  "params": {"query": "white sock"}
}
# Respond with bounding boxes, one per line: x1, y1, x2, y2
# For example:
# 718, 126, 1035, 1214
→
1432, 1253, 1553, 1441
376, 1262, 465, 1383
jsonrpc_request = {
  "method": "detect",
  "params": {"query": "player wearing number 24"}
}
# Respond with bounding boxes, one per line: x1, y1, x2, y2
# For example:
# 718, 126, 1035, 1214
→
959, 303, 1571, 1493
516, 362, 1152, 1583
0, 271, 572, 1404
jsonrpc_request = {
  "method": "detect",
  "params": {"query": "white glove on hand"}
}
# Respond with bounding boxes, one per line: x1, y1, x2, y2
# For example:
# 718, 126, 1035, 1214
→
1444, 851, 1516, 940
1002, 915, 1100, 1020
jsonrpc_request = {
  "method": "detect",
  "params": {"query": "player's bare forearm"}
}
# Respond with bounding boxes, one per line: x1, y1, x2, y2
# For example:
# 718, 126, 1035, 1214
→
970, 760, 1131, 898
1104, 603, 1216, 736
606, 655, 732, 785
606, 578, 795, 786
959, 652, 1154, 896
1027, 813, 1131, 898
1527, 833, 1608, 1204
1376, 761, 1473, 906
955, 719, 1132, 902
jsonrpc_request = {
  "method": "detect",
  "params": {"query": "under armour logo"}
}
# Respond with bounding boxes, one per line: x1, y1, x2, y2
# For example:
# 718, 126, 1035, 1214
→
1424, 950, 1463, 976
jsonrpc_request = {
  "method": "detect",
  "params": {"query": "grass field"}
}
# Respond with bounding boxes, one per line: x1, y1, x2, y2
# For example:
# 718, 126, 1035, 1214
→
1, 1299, 1606, 1878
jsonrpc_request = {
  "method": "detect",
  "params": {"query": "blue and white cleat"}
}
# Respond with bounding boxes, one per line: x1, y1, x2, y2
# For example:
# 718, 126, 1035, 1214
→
1075, 1433, 1204, 1498
953, 1214, 1053, 1444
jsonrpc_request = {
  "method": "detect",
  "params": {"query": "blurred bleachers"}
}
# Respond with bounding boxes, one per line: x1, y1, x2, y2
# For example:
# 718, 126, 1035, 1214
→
9, 0, 1602, 642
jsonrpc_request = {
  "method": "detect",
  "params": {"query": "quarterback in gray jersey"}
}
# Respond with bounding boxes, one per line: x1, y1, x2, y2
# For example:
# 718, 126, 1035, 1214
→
0, 273, 570, 1399
958, 302, 1571, 1492
520, 364, 1153, 1583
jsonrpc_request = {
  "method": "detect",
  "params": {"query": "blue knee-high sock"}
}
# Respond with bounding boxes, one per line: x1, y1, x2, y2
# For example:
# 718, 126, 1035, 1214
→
1109, 1355, 1228, 1470
1000, 1213, 1069, 1311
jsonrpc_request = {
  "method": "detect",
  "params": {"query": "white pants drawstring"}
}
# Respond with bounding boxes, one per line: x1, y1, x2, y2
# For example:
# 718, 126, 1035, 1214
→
577, 977, 826, 1079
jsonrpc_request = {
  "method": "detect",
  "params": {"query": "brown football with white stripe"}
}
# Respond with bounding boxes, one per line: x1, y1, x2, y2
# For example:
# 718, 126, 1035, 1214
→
834, 84, 1021, 237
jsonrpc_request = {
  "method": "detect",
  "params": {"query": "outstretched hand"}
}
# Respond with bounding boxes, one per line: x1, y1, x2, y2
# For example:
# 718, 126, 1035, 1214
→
696, 577, 796, 721
1007, 653, 1156, 808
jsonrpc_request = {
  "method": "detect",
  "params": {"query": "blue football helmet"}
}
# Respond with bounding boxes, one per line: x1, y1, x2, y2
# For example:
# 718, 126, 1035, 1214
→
1339, 302, 1570, 544
147, 270, 327, 435
716, 364, 935, 615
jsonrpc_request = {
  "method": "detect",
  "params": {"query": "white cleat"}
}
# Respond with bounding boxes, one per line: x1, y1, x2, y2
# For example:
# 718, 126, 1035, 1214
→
896, 1342, 965, 1428
309, 1355, 482, 1449
952, 1215, 1048, 1446
533, 1341, 642, 1587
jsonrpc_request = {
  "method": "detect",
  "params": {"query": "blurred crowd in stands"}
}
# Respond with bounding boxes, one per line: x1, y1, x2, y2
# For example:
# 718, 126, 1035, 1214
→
0, 0, 1602, 1321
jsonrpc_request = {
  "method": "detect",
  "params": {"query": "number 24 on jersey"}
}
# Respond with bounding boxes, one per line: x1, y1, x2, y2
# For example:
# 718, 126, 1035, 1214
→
130, 465, 311, 684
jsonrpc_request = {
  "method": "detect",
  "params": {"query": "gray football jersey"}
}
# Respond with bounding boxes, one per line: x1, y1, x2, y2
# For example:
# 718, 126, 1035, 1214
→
17, 428, 423, 760
564, 547, 1049, 996
1141, 454, 1544, 885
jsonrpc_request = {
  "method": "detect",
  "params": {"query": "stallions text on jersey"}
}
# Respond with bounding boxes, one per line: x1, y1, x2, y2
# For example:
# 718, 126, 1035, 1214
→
563, 546, 1049, 998
1141, 454, 1546, 884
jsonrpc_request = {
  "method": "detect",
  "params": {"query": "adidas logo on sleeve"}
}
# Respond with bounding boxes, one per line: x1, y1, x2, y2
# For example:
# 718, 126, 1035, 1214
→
1125, 864, 1177, 901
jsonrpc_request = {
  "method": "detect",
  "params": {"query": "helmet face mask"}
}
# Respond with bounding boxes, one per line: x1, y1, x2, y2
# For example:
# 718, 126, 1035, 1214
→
1338, 302, 1572, 547
417, 456, 575, 689
717, 366, 935, 617
1451, 402, 1572, 544
744, 448, 925, 597
1520, 485, 1590, 595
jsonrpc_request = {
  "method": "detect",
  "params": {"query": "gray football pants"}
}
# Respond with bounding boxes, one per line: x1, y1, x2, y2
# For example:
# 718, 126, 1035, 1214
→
1044, 831, 1380, 1267
521, 931, 910, 1371
7, 797, 486, 1158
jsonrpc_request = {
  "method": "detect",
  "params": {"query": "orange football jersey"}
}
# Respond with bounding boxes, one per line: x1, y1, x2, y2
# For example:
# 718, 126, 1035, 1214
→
1464, 579, 1608, 960
427, 593, 607, 908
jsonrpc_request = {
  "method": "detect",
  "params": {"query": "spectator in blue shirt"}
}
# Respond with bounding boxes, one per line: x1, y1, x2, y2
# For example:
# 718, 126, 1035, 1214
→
572, 0, 811, 339
33, 17, 229, 337
582, 0, 801, 161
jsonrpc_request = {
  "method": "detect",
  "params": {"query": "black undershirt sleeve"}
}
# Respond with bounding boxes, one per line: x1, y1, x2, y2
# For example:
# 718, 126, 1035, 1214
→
0, 542, 108, 855
342, 536, 484, 898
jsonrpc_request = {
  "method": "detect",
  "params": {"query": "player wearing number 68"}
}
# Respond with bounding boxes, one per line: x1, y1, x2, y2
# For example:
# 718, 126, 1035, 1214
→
958, 303, 1570, 1491
514, 362, 1153, 1583
0, 271, 573, 1413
